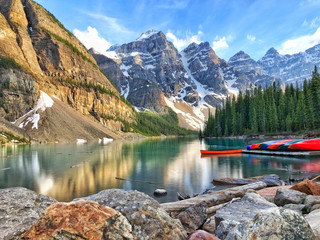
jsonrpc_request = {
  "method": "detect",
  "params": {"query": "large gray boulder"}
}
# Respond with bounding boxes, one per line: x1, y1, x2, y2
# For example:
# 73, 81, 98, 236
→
283, 203, 306, 215
274, 188, 307, 206
305, 208, 320, 239
226, 207, 316, 240
305, 195, 320, 213
215, 191, 276, 238
75, 189, 187, 240
0, 187, 57, 240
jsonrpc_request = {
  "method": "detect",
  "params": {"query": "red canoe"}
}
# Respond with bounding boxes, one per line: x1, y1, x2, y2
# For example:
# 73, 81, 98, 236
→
247, 138, 320, 151
200, 149, 243, 155
288, 138, 320, 151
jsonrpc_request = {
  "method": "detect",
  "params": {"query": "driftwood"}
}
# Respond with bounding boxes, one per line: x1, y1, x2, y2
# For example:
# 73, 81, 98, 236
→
206, 202, 229, 218
212, 174, 282, 186
115, 177, 162, 185
0, 167, 10, 171
161, 181, 267, 217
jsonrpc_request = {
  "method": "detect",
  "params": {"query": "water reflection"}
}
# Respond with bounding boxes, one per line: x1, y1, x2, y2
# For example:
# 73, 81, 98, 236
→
0, 138, 319, 203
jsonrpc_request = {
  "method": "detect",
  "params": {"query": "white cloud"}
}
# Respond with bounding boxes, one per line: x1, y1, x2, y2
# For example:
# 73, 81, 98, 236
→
212, 36, 229, 50
73, 26, 111, 54
166, 30, 202, 50
279, 26, 320, 54
247, 34, 256, 42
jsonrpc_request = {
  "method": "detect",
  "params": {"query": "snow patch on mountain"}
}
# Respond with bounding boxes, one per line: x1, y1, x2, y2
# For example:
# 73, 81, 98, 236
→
137, 30, 159, 41
164, 96, 204, 129
14, 91, 54, 129
103, 51, 120, 60
180, 51, 213, 102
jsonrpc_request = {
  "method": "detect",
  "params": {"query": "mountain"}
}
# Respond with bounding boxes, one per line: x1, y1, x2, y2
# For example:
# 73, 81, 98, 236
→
258, 45, 320, 84
228, 51, 285, 88
93, 30, 192, 112
92, 30, 207, 129
94, 31, 291, 130
0, 0, 135, 142
93, 31, 273, 129
228, 51, 263, 74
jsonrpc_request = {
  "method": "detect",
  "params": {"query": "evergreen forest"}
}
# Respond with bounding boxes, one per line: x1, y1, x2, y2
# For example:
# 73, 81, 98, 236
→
202, 66, 320, 137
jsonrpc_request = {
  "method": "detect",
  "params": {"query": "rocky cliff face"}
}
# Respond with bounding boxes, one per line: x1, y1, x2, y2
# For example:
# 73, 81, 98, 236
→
258, 45, 320, 85
93, 30, 191, 113
0, 0, 135, 142
228, 51, 263, 74
181, 42, 253, 100
228, 50, 285, 89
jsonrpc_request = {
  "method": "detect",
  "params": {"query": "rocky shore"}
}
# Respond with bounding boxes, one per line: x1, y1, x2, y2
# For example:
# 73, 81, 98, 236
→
0, 177, 319, 240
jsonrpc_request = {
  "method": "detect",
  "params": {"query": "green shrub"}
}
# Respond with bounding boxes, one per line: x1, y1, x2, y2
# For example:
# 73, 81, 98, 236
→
0, 58, 21, 70
132, 108, 196, 136
0, 131, 29, 144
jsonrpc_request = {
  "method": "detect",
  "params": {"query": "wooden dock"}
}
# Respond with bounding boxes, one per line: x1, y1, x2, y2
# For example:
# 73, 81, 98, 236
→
242, 149, 320, 156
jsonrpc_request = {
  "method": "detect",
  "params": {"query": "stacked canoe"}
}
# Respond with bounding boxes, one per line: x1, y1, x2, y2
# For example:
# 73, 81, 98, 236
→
243, 138, 320, 156
247, 139, 320, 151
200, 139, 320, 157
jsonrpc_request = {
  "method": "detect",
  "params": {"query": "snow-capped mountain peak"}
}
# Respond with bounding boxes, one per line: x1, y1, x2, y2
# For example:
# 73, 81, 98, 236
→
136, 29, 160, 41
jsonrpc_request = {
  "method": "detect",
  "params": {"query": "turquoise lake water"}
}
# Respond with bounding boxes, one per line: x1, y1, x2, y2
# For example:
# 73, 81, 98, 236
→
0, 137, 319, 203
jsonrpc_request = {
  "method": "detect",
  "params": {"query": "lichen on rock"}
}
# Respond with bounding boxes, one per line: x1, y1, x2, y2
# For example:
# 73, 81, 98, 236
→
21, 200, 133, 239
75, 189, 187, 240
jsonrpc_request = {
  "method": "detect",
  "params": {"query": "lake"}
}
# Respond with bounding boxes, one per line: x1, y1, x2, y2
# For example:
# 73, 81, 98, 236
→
0, 137, 319, 203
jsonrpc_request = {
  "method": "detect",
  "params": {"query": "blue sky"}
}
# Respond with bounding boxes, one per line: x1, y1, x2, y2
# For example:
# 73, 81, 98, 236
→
34, 0, 320, 60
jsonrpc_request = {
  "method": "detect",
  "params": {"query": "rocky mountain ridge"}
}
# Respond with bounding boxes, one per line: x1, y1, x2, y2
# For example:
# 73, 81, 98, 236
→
93, 30, 285, 130
230, 45, 320, 85
0, 0, 135, 142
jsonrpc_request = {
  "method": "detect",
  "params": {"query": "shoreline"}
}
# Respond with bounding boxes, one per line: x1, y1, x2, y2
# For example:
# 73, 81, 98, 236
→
1, 177, 319, 239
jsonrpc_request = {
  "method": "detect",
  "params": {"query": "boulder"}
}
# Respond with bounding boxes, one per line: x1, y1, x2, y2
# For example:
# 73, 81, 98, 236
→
311, 204, 320, 212
21, 200, 133, 239
274, 188, 307, 206
215, 191, 276, 239
226, 207, 316, 240
283, 203, 306, 215
215, 191, 275, 226
177, 202, 207, 233
187, 230, 220, 240
154, 188, 167, 196
257, 185, 292, 202
305, 208, 320, 239
215, 220, 239, 240
202, 216, 216, 234
0, 187, 57, 240
75, 189, 187, 240
305, 195, 320, 212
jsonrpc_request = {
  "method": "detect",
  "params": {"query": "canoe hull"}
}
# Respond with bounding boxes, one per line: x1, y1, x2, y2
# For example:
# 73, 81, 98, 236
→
247, 138, 320, 151
288, 139, 320, 151
200, 149, 243, 155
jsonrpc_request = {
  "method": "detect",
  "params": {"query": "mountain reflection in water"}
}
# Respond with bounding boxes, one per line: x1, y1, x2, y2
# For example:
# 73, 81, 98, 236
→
0, 138, 319, 203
